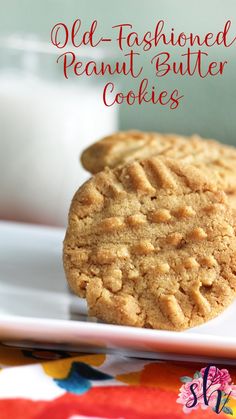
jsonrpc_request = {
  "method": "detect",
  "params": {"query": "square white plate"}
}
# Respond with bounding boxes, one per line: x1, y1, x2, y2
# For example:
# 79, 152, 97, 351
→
0, 221, 236, 362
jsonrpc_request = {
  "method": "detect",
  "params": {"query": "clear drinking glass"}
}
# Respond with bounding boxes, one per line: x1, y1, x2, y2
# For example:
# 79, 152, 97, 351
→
0, 35, 118, 226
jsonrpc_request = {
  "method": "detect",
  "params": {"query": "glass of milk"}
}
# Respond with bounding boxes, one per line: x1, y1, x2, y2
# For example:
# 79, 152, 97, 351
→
0, 35, 118, 226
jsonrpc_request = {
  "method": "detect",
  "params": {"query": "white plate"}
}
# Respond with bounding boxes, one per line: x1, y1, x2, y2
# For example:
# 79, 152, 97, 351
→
0, 221, 236, 361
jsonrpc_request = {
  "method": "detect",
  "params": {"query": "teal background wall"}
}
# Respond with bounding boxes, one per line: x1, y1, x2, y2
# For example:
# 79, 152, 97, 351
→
1, 0, 236, 144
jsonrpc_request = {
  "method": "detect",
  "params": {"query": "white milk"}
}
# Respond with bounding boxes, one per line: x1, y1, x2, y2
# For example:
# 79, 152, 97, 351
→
0, 73, 118, 226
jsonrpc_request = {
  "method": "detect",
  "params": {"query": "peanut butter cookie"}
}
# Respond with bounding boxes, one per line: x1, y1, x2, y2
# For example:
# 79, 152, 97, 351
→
81, 131, 236, 196
81, 130, 187, 174
64, 157, 236, 331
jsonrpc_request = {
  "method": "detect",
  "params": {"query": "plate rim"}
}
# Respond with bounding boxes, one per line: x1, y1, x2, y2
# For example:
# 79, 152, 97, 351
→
1, 313, 236, 347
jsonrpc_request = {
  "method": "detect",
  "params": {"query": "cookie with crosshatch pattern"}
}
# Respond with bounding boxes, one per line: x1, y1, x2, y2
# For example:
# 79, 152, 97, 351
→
81, 130, 236, 197
63, 156, 236, 331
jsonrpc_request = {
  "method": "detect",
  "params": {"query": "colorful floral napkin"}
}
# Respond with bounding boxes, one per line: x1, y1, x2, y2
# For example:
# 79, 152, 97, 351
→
0, 344, 235, 418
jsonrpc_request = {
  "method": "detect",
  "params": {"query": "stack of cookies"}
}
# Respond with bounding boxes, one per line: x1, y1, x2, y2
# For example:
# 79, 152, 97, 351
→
63, 131, 236, 331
